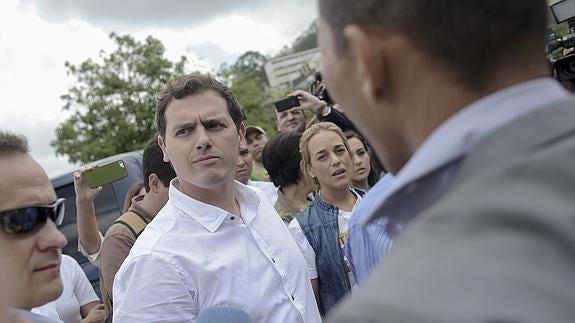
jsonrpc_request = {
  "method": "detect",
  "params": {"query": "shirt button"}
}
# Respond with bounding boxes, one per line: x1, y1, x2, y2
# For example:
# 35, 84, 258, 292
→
271, 257, 276, 263
230, 216, 235, 220
291, 295, 295, 301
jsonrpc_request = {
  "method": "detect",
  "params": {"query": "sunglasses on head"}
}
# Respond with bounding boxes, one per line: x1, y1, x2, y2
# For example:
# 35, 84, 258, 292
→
0, 198, 65, 234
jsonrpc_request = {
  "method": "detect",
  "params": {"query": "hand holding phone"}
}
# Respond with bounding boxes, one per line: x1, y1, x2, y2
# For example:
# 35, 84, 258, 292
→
273, 96, 300, 112
84, 160, 128, 189
74, 170, 103, 203
286, 90, 329, 115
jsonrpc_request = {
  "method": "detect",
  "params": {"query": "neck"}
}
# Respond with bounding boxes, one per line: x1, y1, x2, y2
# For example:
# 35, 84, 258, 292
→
179, 179, 239, 216
379, 56, 549, 173
353, 178, 369, 191
281, 180, 311, 211
320, 186, 355, 212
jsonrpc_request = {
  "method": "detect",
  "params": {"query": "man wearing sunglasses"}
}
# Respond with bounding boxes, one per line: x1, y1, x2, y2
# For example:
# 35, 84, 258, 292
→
0, 130, 68, 322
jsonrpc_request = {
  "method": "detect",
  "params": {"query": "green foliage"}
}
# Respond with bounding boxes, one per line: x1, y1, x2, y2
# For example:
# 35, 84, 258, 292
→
218, 51, 277, 136
52, 32, 187, 163
279, 19, 318, 56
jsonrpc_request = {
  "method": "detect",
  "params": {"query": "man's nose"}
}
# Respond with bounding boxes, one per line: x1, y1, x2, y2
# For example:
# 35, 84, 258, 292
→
37, 219, 68, 251
195, 126, 212, 150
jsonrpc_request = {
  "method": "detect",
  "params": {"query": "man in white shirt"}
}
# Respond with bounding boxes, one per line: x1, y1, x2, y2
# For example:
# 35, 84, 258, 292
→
32, 255, 104, 323
113, 73, 321, 323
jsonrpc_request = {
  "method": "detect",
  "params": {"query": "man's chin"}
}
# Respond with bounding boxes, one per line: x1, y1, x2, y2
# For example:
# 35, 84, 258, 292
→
26, 279, 63, 308
180, 174, 233, 191
287, 124, 305, 133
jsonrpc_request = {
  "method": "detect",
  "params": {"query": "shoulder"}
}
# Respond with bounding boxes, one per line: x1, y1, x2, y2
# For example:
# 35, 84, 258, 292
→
60, 254, 76, 266
103, 221, 137, 240
296, 203, 314, 220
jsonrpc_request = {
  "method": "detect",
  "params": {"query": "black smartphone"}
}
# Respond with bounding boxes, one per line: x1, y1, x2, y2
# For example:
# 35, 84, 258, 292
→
273, 96, 300, 112
84, 160, 128, 189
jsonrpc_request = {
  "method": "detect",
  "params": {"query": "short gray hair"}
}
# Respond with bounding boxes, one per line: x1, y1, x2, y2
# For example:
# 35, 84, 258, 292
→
0, 130, 29, 156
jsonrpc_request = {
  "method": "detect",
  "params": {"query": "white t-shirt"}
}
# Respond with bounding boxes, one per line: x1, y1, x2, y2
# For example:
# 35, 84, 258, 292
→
288, 191, 361, 289
32, 255, 99, 323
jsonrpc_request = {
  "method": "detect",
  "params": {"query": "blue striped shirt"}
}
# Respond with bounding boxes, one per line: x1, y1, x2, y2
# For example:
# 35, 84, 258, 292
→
346, 173, 395, 285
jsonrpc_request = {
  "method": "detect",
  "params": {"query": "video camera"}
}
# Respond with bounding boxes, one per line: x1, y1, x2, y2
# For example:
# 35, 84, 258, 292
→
310, 71, 334, 106
548, 0, 575, 81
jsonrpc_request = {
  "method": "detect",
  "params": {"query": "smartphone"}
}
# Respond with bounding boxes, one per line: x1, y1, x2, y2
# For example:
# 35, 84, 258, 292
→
273, 96, 300, 112
84, 160, 128, 189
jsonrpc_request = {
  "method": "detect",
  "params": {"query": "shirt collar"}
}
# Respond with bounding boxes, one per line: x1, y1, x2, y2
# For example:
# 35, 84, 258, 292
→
167, 178, 262, 232
367, 78, 570, 222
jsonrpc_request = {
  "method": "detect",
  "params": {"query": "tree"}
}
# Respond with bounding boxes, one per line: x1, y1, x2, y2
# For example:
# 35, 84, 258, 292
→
52, 32, 187, 164
218, 51, 277, 135
278, 19, 319, 56
290, 20, 319, 53
234, 51, 269, 86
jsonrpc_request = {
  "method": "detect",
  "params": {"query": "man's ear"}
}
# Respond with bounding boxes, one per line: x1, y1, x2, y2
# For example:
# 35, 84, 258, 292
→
273, 110, 281, 132
148, 173, 161, 193
238, 123, 247, 147
344, 25, 386, 105
158, 134, 170, 163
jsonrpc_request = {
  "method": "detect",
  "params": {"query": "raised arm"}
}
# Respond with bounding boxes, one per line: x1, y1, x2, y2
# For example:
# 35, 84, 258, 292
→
74, 169, 104, 266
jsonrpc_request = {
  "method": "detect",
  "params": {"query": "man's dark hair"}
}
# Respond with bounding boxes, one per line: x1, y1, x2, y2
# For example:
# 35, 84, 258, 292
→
156, 73, 245, 136
262, 132, 303, 188
318, 0, 548, 90
0, 130, 29, 156
142, 137, 176, 192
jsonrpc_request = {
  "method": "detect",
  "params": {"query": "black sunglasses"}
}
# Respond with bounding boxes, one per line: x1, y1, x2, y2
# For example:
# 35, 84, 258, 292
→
0, 198, 65, 234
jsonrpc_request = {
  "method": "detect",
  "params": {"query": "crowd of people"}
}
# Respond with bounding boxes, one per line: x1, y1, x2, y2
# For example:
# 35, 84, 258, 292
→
2, 1, 575, 322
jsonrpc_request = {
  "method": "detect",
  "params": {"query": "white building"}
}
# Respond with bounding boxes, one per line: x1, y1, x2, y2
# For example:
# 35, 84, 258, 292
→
264, 48, 322, 89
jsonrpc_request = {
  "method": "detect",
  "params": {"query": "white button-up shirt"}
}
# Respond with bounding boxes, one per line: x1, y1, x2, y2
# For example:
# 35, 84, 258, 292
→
113, 180, 321, 323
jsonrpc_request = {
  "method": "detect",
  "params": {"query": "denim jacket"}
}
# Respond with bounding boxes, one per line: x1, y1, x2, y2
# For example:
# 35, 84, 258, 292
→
295, 188, 364, 315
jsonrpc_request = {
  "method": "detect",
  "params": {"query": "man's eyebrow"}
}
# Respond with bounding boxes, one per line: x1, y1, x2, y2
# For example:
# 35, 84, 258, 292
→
201, 116, 228, 124
171, 121, 196, 131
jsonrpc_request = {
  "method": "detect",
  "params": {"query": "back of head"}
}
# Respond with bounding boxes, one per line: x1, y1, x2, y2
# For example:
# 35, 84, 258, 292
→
262, 132, 303, 188
143, 137, 176, 192
319, 0, 548, 91
0, 130, 28, 157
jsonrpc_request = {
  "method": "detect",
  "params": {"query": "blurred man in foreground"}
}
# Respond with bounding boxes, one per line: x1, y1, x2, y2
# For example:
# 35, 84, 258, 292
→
316, 1, 575, 322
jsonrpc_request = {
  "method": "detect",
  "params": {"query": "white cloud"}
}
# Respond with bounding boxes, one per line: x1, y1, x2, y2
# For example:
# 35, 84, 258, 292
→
0, 116, 77, 177
1, 0, 317, 176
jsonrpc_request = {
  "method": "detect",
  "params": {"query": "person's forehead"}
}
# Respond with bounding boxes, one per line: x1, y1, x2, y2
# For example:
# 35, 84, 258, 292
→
0, 154, 56, 211
308, 130, 344, 151
165, 91, 231, 124
347, 137, 364, 149
277, 108, 302, 118
246, 132, 262, 140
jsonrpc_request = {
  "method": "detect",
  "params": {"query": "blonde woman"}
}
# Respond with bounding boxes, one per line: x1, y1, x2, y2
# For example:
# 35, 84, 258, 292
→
288, 122, 363, 316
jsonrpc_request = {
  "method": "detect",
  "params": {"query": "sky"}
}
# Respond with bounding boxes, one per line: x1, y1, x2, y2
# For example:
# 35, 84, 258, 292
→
0, 0, 317, 177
